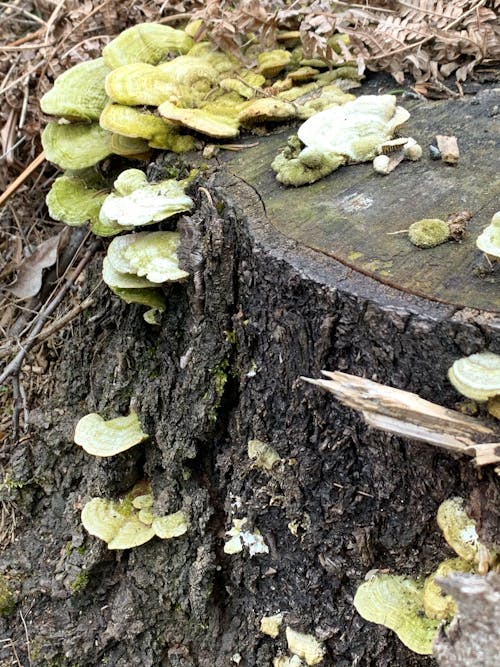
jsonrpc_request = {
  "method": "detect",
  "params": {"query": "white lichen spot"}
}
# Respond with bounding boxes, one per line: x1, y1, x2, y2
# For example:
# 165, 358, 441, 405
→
224, 518, 269, 556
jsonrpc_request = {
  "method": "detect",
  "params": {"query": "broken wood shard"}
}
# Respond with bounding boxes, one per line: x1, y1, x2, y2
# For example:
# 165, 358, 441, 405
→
435, 135, 459, 164
302, 371, 500, 470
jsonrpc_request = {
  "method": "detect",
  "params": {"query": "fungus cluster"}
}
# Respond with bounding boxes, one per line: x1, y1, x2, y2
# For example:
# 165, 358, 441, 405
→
41, 21, 361, 172
223, 518, 269, 556
81, 481, 188, 550
74, 412, 188, 550
271, 94, 417, 186
353, 496, 499, 655
42, 21, 363, 318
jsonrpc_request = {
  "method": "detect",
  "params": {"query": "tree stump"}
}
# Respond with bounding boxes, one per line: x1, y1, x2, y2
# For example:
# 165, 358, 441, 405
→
1, 84, 499, 667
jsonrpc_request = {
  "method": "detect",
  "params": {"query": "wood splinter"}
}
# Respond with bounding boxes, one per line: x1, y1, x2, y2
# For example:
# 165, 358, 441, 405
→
302, 371, 500, 472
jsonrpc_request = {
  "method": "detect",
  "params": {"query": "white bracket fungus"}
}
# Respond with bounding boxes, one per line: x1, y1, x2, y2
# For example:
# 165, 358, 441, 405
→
448, 351, 500, 402
476, 211, 500, 259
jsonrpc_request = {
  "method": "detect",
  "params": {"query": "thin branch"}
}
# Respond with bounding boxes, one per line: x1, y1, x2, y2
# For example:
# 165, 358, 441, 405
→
0, 241, 100, 385
0, 152, 46, 208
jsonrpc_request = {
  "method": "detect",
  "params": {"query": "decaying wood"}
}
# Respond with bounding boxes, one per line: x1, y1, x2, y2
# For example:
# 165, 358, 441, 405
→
436, 135, 460, 164
433, 573, 500, 667
302, 371, 500, 470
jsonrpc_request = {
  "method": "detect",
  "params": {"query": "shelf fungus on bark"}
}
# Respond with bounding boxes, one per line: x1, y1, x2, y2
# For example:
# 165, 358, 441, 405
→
102, 23, 193, 69
41, 122, 112, 170
476, 211, 500, 259
285, 627, 325, 666
223, 518, 269, 556
158, 99, 241, 139
354, 496, 498, 654
272, 94, 410, 186
422, 558, 473, 620
408, 218, 450, 248
353, 574, 441, 655
258, 49, 292, 78
247, 439, 281, 470
99, 104, 195, 152
436, 496, 498, 573
273, 656, 304, 667
99, 169, 193, 228
260, 612, 284, 638
120, 231, 189, 283
46, 172, 107, 227
74, 410, 149, 457
81, 481, 189, 550
448, 351, 500, 403
40, 57, 111, 122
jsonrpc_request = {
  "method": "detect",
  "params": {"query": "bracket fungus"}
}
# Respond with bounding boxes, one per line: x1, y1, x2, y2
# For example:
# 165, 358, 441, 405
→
354, 496, 499, 654
285, 628, 325, 666
46, 172, 107, 227
99, 169, 193, 228
40, 57, 110, 122
476, 211, 500, 259
260, 612, 284, 638
41, 122, 112, 170
82, 481, 189, 549
448, 351, 500, 403
272, 94, 411, 186
74, 410, 149, 457
353, 574, 441, 655
102, 23, 193, 69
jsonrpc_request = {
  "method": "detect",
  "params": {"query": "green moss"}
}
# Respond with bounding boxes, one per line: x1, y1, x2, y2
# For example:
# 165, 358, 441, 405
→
70, 570, 89, 594
224, 329, 237, 345
0, 577, 15, 616
408, 218, 450, 248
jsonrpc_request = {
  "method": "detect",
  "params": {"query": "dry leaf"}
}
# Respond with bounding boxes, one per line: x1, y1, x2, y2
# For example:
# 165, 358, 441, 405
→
9, 234, 61, 299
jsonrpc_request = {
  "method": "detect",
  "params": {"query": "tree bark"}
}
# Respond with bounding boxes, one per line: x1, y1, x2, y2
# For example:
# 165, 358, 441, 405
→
1, 85, 499, 667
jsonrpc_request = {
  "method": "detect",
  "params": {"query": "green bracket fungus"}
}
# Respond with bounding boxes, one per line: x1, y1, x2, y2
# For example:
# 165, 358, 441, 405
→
81, 481, 189, 550
109, 286, 166, 324
272, 94, 411, 186
74, 410, 149, 457
408, 218, 450, 249
158, 99, 241, 139
238, 98, 298, 127
448, 351, 500, 403
102, 257, 157, 289
105, 63, 178, 107
41, 122, 112, 170
106, 231, 188, 284
476, 210, 500, 259
422, 558, 473, 620
100, 104, 195, 152
285, 628, 325, 666
152, 510, 189, 539
102, 23, 193, 69
247, 439, 281, 470
353, 574, 440, 655
257, 49, 292, 78
99, 169, 193, 228
354, 496, 499, 654
46, 172, 107, 227
436, 496, 498, 572
40, 58, 111, 122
